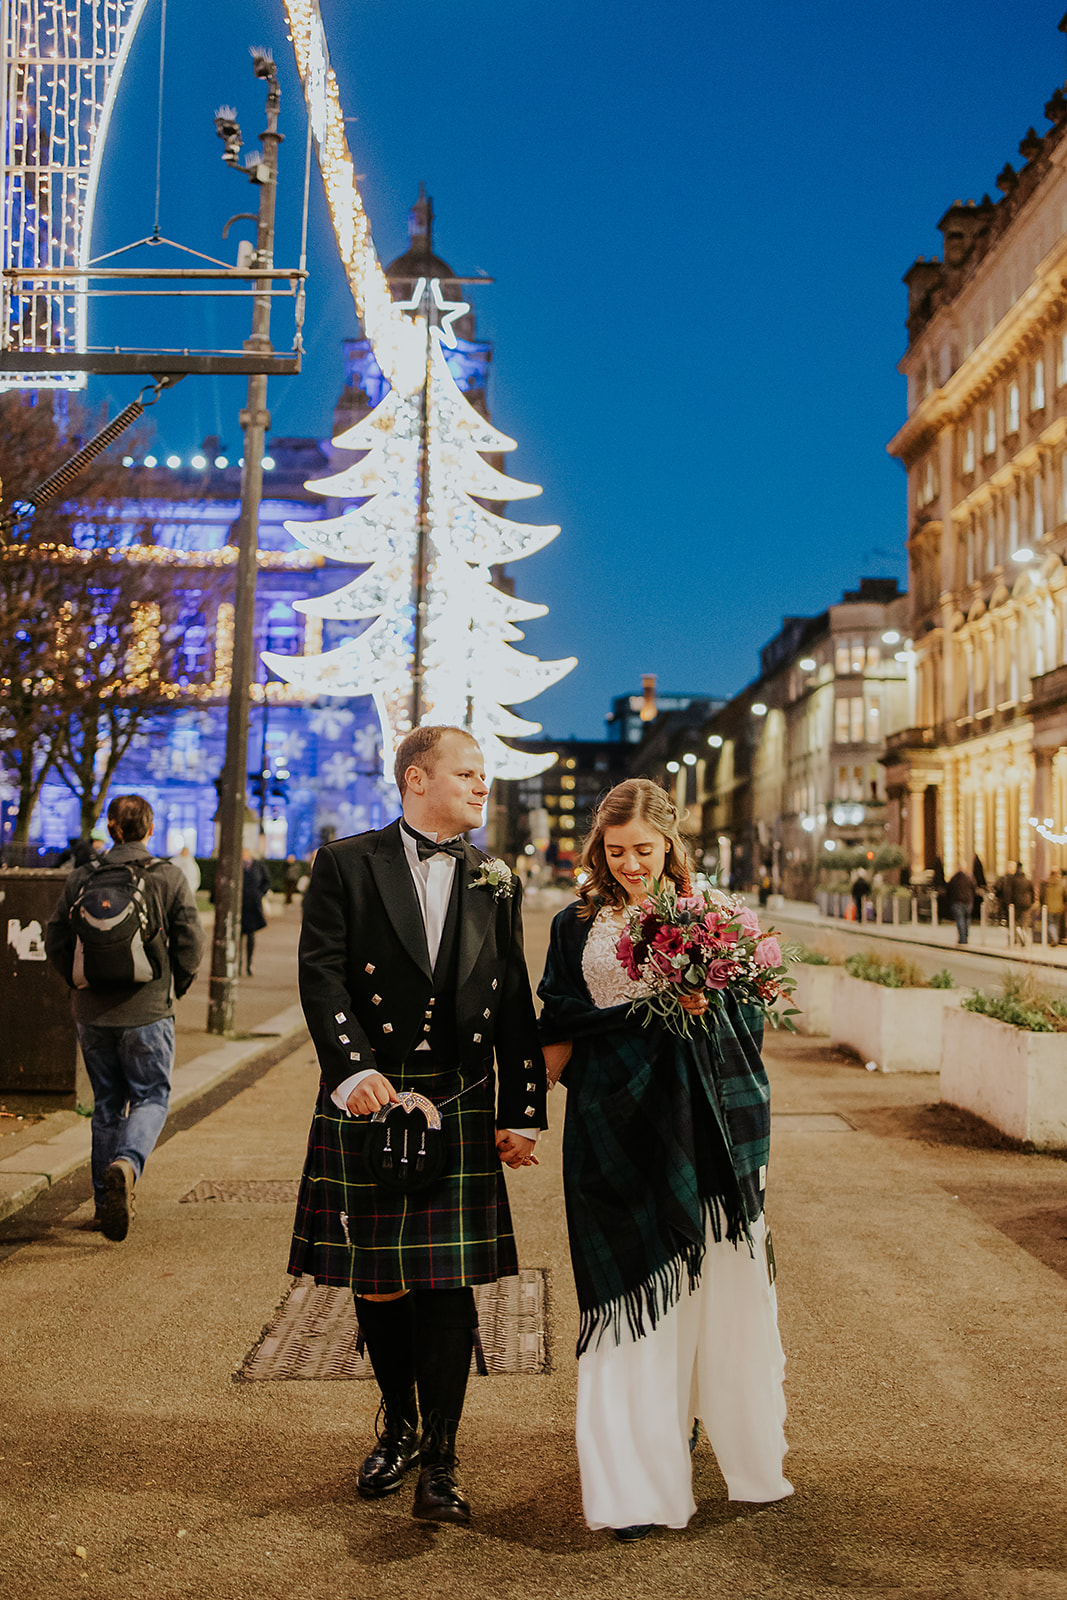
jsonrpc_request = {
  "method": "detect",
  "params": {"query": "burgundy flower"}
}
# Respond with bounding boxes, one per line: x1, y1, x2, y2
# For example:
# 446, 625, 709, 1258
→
705, 958, 737, 990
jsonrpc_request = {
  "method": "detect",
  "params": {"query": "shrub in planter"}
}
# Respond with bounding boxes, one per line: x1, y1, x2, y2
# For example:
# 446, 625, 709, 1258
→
832, 956, 961, 1072
789, 946, 836, 1034
942, 978, 1067, 1146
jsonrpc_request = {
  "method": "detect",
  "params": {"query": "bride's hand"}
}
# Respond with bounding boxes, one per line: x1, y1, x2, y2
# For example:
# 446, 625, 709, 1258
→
678, 992, 708, 1016
543, 1041, 572, 1087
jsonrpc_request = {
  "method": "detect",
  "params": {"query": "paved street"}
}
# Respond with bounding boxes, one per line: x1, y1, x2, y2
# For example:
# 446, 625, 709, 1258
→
1, 901, 1066, 1599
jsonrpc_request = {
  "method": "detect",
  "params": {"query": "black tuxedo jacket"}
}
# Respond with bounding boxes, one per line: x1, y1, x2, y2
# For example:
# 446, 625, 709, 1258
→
298, 820, 547, 1130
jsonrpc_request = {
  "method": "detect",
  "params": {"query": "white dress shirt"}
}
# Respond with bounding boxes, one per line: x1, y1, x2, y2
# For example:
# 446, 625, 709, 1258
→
330, 820, 537, 1140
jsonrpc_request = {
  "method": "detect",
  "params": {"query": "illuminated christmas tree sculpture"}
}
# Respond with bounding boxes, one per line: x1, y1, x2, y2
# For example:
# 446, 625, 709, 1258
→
269, 0, 575, 780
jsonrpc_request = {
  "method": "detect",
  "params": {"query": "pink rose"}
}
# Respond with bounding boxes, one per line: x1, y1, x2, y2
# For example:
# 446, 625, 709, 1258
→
676, 895, 704, 912
737, 906, 762, 937
754, 935, 782, 969
705, 958, 736, 990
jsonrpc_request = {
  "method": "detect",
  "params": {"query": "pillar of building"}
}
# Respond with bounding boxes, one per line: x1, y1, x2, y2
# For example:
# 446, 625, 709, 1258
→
1031, 748, 1054, 884
1017, 758, 1033, 875
994, 784, 1008, 875
973, 785, 986, 872
908, 776, 926, 875
941, 759, 957, 872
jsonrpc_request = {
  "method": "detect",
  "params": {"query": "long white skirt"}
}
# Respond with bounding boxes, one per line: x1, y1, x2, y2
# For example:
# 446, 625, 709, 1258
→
575, 1214, 792, 1530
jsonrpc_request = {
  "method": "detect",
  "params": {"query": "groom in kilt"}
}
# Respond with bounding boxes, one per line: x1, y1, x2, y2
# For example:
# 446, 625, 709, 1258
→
292, 725, 547, 1524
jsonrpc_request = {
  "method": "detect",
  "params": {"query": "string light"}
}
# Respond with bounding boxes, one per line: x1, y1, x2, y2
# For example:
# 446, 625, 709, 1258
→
0, 1, 150, 389
1028, 816, 1067, 846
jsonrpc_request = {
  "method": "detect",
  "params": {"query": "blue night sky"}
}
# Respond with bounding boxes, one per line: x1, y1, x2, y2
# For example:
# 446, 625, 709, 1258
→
83, 0, 1067, 739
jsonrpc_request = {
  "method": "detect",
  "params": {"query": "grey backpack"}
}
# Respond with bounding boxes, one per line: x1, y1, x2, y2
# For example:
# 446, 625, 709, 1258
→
69, 858, 167, 990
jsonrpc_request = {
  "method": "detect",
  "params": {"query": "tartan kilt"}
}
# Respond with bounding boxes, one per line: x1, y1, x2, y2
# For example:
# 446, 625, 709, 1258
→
288, 1058, 519, 1293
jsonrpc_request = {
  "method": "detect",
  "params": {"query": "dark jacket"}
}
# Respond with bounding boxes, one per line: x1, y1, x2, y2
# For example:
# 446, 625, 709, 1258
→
241, 857, 271, 934
946, 871, 975, 911
297, 820, 547, 1130
45, 842, 204, 1027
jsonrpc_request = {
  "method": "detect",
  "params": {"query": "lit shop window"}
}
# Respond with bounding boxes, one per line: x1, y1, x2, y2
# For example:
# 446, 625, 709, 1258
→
866, 699, 880, 744
984, 406, 996, 456
851, 639, 865, 673
835, 642, 850, 675
835, 698, 851, 743
850, 699, 865, 744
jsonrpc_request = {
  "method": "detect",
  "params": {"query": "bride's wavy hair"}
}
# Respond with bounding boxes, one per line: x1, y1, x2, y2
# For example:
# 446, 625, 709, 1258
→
576, 778, 692, 920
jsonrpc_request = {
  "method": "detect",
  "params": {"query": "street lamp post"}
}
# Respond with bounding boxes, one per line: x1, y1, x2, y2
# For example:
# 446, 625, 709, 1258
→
207, 50, 283, 1036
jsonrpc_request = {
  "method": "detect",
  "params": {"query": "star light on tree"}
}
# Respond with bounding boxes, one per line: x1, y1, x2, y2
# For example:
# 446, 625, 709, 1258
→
273, 0, 575, 780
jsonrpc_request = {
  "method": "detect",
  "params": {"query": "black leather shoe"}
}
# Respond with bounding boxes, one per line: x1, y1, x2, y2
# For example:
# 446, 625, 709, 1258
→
614, 1524, 652, 1543
357, 1399, 420, 1500
412, 1461, 471, 1525
100, 1159, 136, 1242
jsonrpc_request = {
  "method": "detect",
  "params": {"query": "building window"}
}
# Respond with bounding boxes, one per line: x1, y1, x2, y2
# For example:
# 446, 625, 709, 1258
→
1032, 358, 1046, 411
986, 508, 995, 570
962, 426, 975, 474
837, 764, 849, 798
1009, 494, 1019, 551
852, 766, 864, 801
850, 698, 865, 743
835, 641, 850, 675
866, 643, 881, 669
984, 406, 996, 456
1007, 381, 1020, 433
849, 639, 864, 673
866, 698, 880, 744
1034, 480, 1045, 542
835, 698, 851, 743
1059, 330, 1067, 387
966, 524, 975, 585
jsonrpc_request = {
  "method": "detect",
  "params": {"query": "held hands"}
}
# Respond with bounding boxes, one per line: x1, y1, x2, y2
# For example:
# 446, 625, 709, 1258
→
346, 1073, 400, 1117
542, 1040, 572, 1087
496, 1130, 538, 1169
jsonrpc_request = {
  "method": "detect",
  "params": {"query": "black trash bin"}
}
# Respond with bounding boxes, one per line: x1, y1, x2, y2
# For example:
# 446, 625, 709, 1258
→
0, 868, 86, 1106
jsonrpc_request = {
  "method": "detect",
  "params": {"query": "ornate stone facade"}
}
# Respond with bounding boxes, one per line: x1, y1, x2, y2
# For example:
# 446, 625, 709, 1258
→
886, 54, 1067, 882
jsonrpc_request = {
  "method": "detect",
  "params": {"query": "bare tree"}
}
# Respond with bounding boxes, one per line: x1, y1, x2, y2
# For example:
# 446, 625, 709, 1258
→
0, 391, 208, 846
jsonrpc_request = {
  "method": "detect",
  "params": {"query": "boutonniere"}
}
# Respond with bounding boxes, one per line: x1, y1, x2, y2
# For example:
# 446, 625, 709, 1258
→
468, 857, 515, 900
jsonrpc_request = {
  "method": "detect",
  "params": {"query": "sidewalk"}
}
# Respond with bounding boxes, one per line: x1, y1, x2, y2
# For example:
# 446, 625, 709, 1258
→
1, 905, 1066, 1598
0, 906, 308, 1223
773, 892, 1067, 968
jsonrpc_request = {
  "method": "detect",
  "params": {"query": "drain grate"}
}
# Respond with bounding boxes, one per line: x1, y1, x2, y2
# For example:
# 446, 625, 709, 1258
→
179, 1179, 300, 1204
236, 1268, 548, 1382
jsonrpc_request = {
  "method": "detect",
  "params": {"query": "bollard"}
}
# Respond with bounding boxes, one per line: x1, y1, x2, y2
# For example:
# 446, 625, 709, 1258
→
932, 894, 938, 928
1042, 905, 1048, 946
911, 894, 918, 925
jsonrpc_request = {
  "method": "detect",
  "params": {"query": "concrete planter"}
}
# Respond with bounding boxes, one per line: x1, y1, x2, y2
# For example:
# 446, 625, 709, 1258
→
830, 970, 962, 1073
791, 963, 835, 1035
940, 1007, 1067, 1148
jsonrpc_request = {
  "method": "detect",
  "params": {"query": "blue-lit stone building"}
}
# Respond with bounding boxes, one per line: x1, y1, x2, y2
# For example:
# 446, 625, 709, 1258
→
21, 191, 499, 859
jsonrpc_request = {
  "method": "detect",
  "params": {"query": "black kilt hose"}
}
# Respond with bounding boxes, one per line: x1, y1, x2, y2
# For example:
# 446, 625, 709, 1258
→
289, 821, 547, 1295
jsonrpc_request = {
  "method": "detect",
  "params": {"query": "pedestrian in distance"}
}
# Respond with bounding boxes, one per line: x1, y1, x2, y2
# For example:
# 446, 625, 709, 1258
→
1041, 867, 1064, 946
291, 725, 546, 1526
946, 863, 976, 945
284, 853, 302, 904
850, 869, 870, 923
44, 794, 204, 1241
170, 844, 201, 895
995, 861, 1035, 945
537, 780, 791, 1542
241, 847, 271, 976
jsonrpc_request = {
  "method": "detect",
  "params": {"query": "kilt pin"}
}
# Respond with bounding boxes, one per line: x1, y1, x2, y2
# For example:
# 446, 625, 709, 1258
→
290, 819, 548, 1296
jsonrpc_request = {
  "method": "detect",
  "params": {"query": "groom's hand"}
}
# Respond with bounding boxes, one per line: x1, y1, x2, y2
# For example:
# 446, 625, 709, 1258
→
496, 1130, 538, 1169
347, 1073, 399, 1116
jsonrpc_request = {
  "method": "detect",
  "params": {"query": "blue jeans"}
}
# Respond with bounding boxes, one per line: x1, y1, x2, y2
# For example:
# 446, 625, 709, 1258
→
77, 1019, 176, 1205
950, 904, 970, 944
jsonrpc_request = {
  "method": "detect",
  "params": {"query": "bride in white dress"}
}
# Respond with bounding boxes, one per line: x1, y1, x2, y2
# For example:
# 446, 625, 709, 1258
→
537, 779, 792, 1540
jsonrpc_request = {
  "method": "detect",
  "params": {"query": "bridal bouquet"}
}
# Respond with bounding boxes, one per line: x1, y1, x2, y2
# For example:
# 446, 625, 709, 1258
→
616, 879, 799, 1037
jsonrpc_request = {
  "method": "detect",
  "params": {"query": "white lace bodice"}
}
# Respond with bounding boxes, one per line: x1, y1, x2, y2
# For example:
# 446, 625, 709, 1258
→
581, 907, 657, 1009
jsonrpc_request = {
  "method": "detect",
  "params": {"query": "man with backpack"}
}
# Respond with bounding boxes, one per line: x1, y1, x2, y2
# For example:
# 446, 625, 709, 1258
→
45, 794, 204, 1241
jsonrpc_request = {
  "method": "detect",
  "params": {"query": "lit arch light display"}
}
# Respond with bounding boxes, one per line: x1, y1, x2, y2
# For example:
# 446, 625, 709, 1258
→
0, 0, 150, 388
274, 0, 575, 781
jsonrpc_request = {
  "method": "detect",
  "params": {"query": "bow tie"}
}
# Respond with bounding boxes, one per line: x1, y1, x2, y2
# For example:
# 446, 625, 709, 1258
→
402, 821, 466, 862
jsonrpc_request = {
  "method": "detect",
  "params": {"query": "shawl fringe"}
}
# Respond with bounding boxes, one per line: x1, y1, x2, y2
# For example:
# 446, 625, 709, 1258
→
575, 1197, 753, 1357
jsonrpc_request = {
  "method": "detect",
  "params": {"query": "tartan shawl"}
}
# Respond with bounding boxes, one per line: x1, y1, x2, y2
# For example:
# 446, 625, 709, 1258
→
537, 901, 771, 1355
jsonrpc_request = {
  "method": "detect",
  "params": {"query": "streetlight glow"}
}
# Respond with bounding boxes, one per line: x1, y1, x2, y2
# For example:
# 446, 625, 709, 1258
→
752, 702, 768, 716
798, 657, 816, 671
707, 734, 723, 748
666, 760, 679, 773
1011, 547, 1034, 563
682, 752, 696, 766
881, 630, 900, 644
